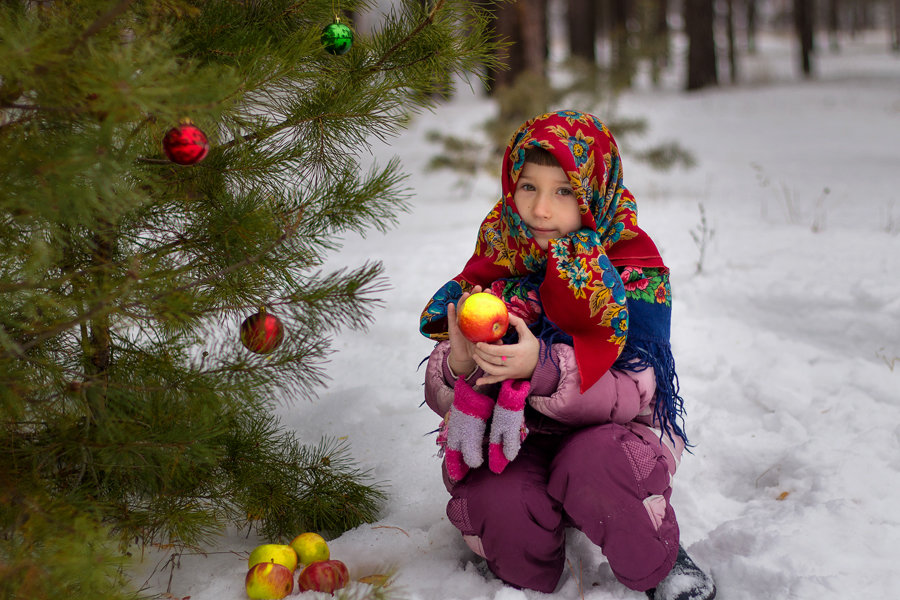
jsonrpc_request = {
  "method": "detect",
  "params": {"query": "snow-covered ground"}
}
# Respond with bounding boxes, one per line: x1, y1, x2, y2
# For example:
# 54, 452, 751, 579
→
141, 33, 900, 600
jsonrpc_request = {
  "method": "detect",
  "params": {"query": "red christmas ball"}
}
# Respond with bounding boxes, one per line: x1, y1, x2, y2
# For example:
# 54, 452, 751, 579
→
163, 119, 209, 165
240, 308, 285, 354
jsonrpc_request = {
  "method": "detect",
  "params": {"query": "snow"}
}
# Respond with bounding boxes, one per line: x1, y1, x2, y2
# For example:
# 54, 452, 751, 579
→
139, 33, 900, 600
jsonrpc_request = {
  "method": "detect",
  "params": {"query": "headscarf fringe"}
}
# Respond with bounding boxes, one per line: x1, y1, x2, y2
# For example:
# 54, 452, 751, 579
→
615, 339, 690, 448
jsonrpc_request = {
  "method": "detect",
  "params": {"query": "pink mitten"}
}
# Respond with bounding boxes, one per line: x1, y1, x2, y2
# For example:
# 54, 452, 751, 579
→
444, 378, 495, 482
488, 379, 530, 474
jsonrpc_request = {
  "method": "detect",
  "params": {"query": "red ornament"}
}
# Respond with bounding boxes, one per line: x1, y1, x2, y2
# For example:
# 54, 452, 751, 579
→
240, 307, 285, 354
163, 118, 209, 165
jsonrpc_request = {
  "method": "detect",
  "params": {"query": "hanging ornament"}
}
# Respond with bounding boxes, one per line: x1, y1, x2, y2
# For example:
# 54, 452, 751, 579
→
163, 118, 209, 165
321, 18, 354, 55
240, 307, 285, 354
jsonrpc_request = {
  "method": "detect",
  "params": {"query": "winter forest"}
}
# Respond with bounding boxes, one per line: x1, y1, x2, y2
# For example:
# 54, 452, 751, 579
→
1, 1, 898, 600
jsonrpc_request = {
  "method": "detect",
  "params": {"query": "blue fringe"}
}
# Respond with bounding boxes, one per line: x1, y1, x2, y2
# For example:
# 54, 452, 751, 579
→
615, 338, 690, 448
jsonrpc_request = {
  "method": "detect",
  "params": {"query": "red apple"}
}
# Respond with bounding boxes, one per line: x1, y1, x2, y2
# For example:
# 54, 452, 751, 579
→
245, 562, 294, 600
296, 559, 349, 594
240, 308, 284, 354
457, 292, 509, 343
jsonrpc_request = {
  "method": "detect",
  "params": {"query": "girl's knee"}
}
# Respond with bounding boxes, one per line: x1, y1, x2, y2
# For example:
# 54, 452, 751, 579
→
446, 469, 565, 593
550, 424, 671, 503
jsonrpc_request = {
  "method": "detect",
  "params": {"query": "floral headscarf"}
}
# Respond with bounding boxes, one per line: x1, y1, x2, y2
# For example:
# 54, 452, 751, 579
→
420, 111, 686, 442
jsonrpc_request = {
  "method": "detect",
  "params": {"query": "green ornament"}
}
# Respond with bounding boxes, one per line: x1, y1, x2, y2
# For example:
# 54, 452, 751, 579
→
321, 21, 354, 55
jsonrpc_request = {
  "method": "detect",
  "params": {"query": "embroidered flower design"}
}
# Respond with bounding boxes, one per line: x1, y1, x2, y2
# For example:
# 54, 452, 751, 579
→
511, 147, 526, 178
655, 282, 669, 303
595, 255, 626, 304
566, 259, 590, 291
610, 308, 628, 337
549, 238, 570, 260
522, 248, 546, 273
568, 133, 591, 167
605, 221, 625, 244
621, 267, 650, 291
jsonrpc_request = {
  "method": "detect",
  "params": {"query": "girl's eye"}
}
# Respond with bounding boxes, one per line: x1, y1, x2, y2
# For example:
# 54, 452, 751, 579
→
519, 183, 535, 192
558, 188, 574, 196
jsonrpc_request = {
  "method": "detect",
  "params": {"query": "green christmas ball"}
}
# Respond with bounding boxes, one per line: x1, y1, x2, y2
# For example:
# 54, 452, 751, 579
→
321, 21, 354, 55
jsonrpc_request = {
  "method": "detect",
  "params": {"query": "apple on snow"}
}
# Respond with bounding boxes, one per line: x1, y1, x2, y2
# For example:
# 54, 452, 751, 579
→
297, 559, 350, 594
245, 562, 293, 600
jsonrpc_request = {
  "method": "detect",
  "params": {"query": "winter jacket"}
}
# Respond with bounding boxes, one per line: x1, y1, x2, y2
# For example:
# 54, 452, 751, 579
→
424, 340, 684, 475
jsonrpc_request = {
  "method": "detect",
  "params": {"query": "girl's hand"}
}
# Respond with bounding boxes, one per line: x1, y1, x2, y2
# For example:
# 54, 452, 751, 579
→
447, 286, 483, 377
472, 314, 539, 385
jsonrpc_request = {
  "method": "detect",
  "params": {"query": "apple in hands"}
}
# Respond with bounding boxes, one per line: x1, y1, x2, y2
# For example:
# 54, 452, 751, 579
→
457, 292, 509, 343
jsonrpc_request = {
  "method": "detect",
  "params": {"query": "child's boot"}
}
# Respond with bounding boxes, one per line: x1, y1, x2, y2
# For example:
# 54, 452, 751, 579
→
645, 544, 716, 600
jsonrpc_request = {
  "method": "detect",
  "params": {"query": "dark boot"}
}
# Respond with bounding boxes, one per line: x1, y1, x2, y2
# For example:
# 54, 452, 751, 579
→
645, 544, 716, 600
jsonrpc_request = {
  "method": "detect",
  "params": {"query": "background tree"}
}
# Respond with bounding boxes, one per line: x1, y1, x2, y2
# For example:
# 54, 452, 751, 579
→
636, 0, 672, 86
827, 0, 841, 51
0, 1, 499, 598
483, 0, 546, 92
794, 0, 815, 76
891, 0, 900, 51
609, 0, 636, 87
685, 0, 719, 90
567, 0, 597, 62
725, 0, 739, 83
747, 0, 759, 54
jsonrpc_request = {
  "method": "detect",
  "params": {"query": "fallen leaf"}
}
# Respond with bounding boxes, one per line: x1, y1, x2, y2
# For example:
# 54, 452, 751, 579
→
358, 574, 390, 587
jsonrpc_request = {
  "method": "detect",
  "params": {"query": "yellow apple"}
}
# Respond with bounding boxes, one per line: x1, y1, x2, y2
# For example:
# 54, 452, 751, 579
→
290, 532, 330, 565
245, 562, 293, 600
247, 543, 298, 572
457, 292, 509, 343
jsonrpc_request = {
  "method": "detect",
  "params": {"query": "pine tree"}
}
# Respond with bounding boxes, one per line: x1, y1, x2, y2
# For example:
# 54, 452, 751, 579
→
0, 1, 500, 597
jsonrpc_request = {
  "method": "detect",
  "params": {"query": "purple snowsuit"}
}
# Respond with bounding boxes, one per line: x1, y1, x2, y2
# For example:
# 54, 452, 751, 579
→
424, 340, 685, 593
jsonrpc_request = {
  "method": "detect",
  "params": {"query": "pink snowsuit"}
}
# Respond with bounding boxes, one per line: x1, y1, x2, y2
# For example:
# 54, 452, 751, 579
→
424, 340, 685, 593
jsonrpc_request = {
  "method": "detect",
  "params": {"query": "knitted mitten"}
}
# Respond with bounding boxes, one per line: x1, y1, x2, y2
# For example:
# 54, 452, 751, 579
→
444, 377, 495, 482
488, 379, 530, 474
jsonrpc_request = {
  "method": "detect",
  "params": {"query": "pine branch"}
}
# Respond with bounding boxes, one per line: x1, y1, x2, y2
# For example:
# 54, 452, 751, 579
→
369, 0, 446, 71
65, 0, 138, 55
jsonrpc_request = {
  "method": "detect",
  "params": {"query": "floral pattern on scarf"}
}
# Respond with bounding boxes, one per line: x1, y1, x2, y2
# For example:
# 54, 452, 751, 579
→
420, 110, 670, 393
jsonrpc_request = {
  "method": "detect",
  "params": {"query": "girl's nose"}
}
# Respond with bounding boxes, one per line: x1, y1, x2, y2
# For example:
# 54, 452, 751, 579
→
533, 193, 552, 218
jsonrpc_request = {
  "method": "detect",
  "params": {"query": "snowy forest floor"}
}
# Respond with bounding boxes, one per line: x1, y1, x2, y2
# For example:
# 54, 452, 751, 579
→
139, 32, 900, 600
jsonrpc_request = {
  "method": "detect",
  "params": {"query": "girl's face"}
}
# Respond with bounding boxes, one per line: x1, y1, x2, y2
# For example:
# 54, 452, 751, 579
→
513, 161, 582, 250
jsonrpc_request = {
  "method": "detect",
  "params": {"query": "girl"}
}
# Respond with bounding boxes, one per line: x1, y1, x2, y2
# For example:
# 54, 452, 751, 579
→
419, 111, 715, 599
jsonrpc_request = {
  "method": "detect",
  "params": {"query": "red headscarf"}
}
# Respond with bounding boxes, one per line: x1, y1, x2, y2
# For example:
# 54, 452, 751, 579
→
421, 110, 668, 392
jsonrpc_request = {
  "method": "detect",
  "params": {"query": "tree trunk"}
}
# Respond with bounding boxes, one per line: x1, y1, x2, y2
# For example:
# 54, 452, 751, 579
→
726, 0, 737, 83
610, 0, 635, 87
647, 0, 671, 86
685, 0, 718, 90
827, 0, 840, 52
746, 0, 758, 54
567, 0, 596, 62
518, 0, 547, 75
486, 1, 523, 91
485, 0, 547, 93
892, 0, 900, 52
794, 0, 815, 78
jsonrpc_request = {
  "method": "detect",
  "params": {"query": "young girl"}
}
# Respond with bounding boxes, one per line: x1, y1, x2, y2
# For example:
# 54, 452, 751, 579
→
418, 111, 715, 599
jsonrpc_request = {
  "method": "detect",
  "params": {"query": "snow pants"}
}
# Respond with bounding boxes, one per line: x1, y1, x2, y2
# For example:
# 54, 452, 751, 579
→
443, 423, 679, 593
